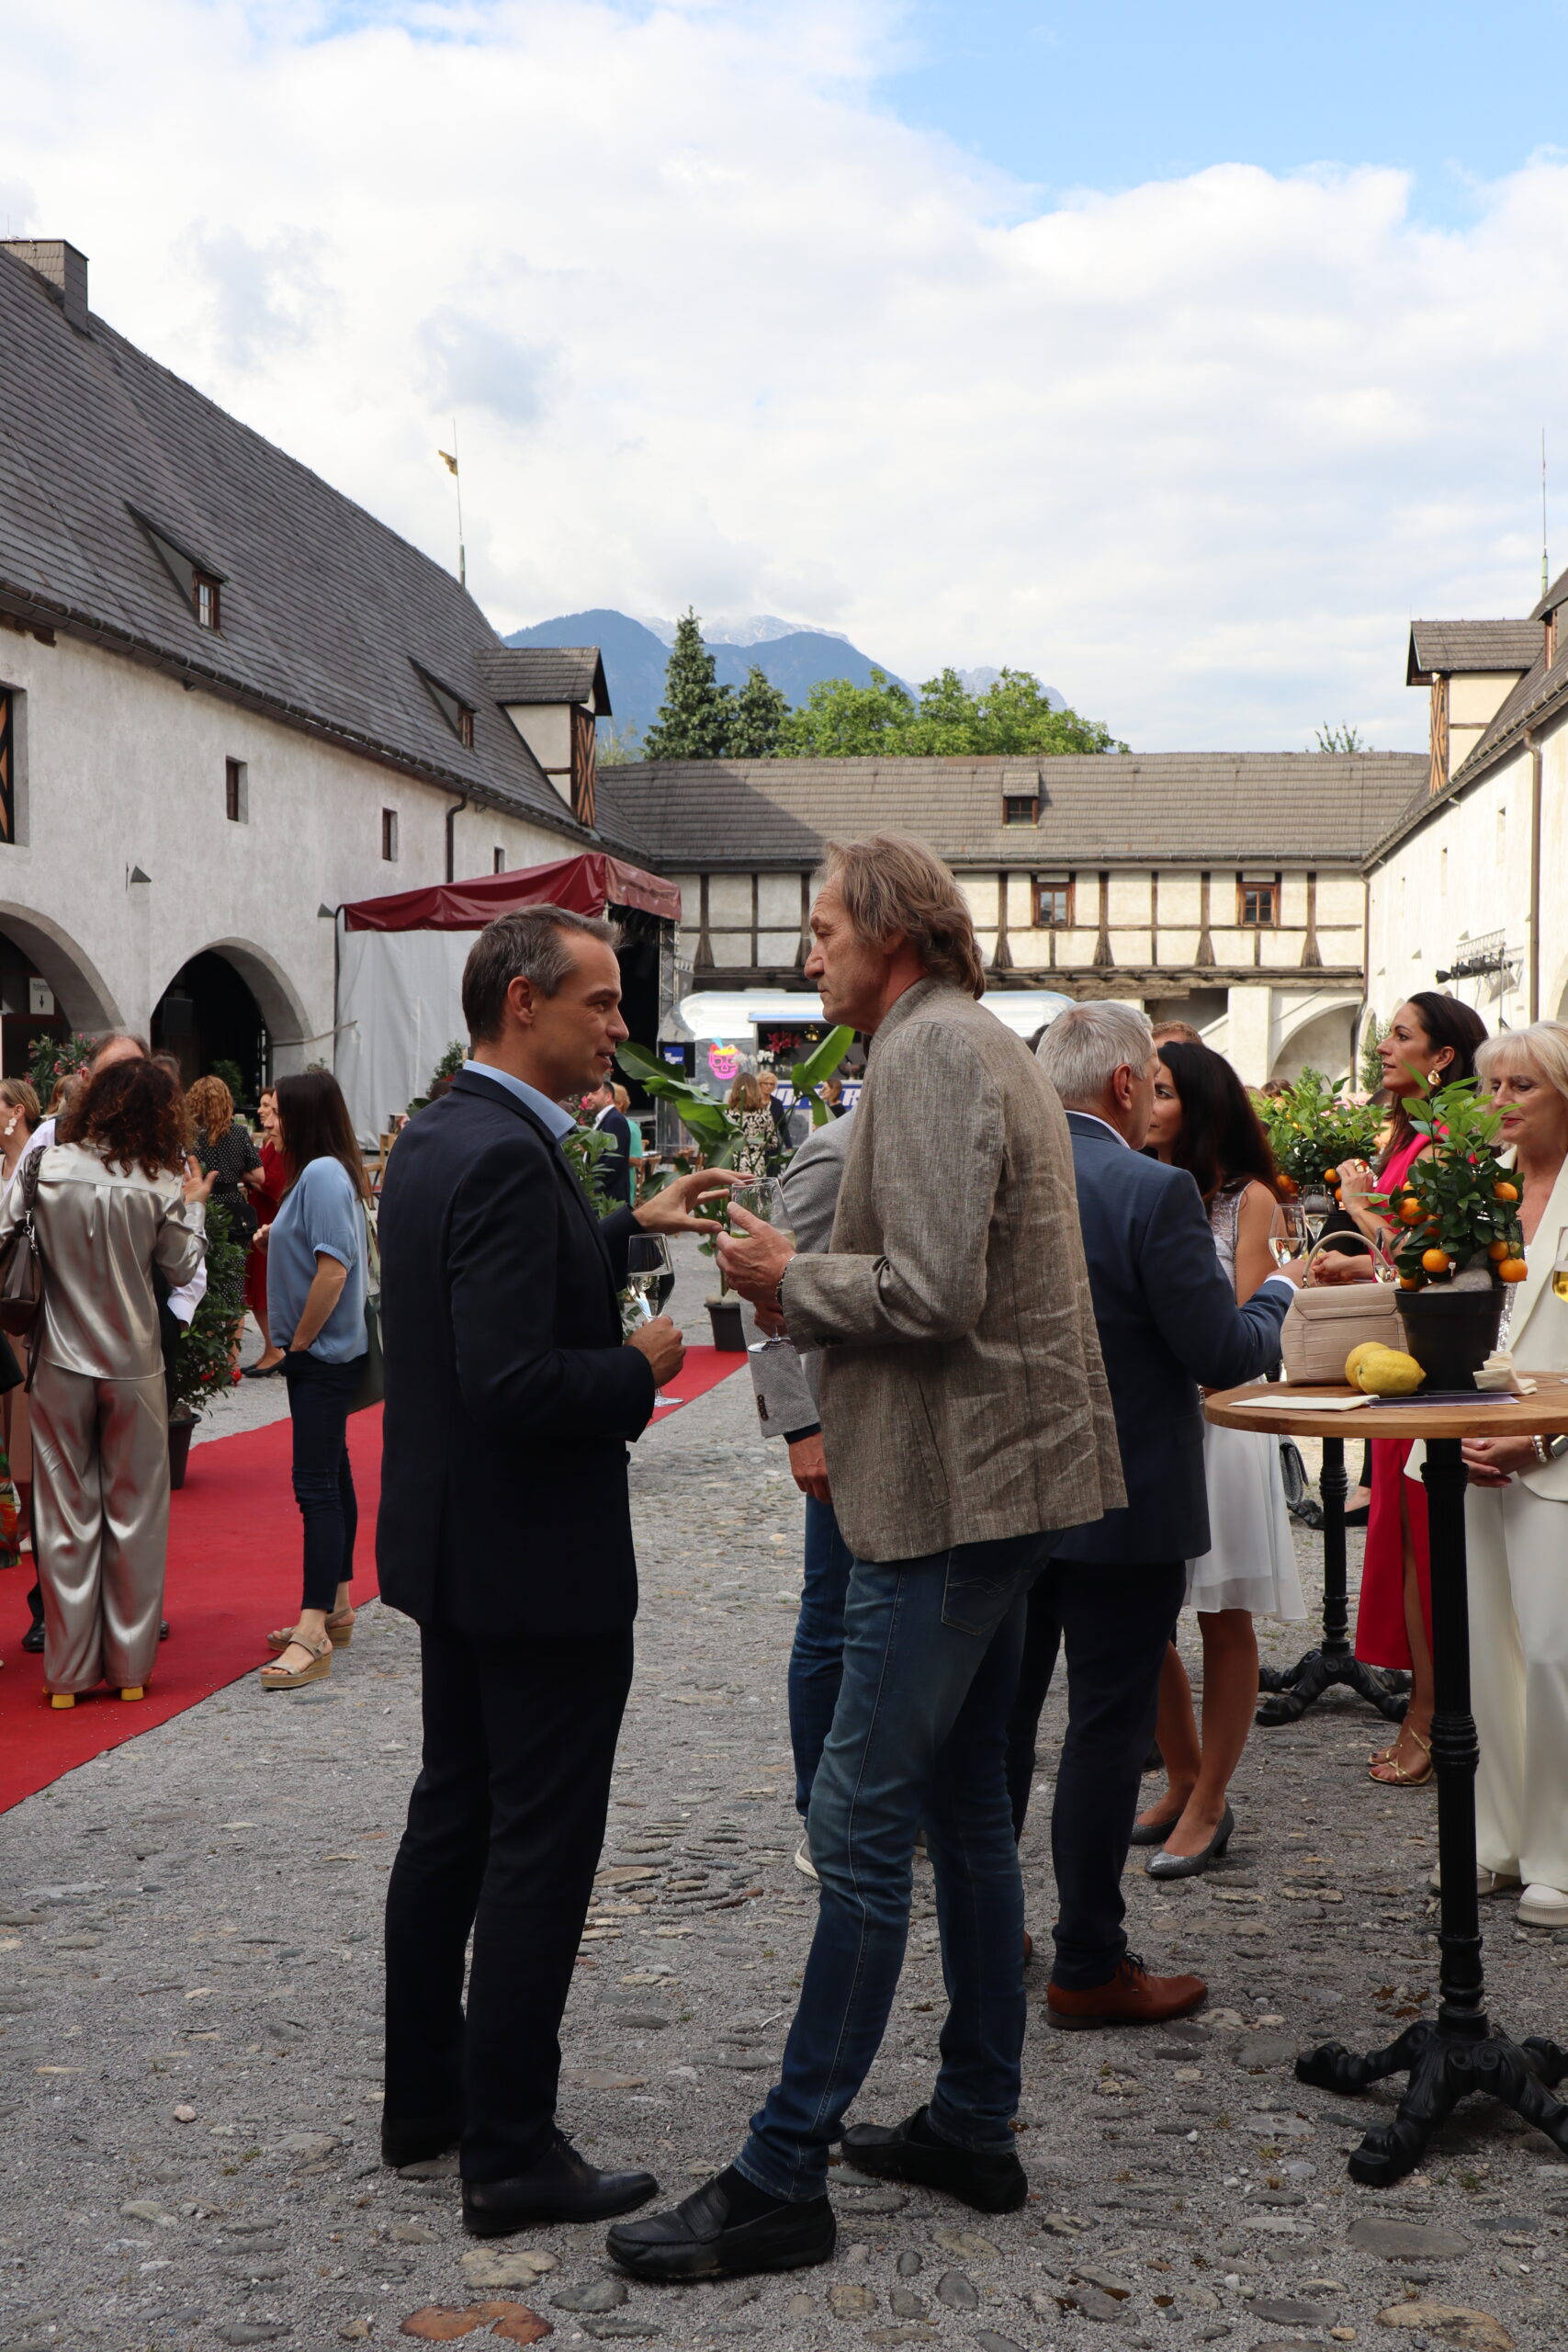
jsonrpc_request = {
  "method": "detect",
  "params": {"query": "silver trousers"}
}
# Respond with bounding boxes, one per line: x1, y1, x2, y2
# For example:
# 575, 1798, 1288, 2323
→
30, 1362, 171, 1694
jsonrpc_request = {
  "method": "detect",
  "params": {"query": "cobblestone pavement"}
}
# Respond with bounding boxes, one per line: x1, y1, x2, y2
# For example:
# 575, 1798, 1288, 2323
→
2, 1246, 1566, 2349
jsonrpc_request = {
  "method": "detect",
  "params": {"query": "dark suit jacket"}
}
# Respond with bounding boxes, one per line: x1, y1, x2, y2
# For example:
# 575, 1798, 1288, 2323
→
376, 1069, 654, 1639
1054, 1110, 1291, 1566
593, 1105, 634, 1208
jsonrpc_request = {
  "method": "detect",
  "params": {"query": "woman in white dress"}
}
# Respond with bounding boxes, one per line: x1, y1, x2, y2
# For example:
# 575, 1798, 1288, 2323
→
1134, 1039, 1304, 1877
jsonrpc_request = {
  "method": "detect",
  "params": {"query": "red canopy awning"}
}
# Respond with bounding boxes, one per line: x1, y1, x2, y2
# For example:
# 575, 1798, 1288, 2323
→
341, 852, 680, 932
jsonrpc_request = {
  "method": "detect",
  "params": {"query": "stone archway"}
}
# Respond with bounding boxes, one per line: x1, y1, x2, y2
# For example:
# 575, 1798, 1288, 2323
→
152, 940, 313, 1104
0, 902, 120, 1083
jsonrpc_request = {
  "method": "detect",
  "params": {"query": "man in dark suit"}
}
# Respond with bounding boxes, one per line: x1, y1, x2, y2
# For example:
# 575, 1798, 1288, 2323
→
378, 903, 727, 2238
582, 1080, 634, 1207
1019, 1002, 1303, 2029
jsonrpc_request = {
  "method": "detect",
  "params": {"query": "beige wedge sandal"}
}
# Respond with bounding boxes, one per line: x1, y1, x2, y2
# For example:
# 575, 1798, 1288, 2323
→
265, 1609, 354, 1653
259, 1633, 333, 1690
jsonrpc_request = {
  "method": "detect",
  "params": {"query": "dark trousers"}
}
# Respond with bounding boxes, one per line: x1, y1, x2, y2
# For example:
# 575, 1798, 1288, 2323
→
383, 1617, 636, 2183
283, 1351, 364, 1612
788, 1496, 855, 1818
1004, 1557, 1184, 1990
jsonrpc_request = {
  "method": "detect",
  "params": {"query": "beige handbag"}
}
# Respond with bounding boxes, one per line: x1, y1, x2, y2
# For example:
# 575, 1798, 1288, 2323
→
1280, 1233, 1402, 1383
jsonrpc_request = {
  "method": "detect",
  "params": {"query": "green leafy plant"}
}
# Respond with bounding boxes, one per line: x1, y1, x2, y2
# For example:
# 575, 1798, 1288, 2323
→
560, 1114, 618, 1217
210, 1057, 244, 1104
27, 1030, 96, 1100
169, 1200, 248, 1420
1382, 1077, 1524, 1291
787, 1026, 855, 1125
1255, 1067, 1382, 1192
433, 1040, 467, 1082
615, 1041, 745, 1164
1359, 1015, 1389, 1096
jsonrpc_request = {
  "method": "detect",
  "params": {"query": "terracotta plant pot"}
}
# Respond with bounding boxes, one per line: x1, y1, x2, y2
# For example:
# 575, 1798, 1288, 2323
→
1397, 1283, 1506, 1394
705, 1296, 746, 1352
168, 1414, 196, 1491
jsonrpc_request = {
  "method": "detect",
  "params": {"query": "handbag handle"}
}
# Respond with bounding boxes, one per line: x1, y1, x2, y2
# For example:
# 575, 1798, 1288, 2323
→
1302, 1229, 1392, 1284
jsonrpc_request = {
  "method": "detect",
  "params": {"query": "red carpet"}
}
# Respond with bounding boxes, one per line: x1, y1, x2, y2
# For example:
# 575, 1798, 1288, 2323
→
0, 1347, 745, 1811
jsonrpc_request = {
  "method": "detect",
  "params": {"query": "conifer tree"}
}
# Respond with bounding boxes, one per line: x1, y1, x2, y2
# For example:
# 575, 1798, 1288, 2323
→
728, 664, 789, 757
641, 609, 734, 759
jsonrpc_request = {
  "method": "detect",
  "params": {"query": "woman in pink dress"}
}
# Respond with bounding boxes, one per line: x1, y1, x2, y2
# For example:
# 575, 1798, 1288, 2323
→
1333, 993, 1488, 1785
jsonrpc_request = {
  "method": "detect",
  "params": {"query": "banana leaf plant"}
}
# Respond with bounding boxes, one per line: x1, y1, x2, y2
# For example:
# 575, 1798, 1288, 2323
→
615, 1042, 744, 1166
788, 1026, 856, 1125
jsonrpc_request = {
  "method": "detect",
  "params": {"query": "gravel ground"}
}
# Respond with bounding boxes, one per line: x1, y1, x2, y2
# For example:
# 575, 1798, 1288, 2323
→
2, 1243, 1566, 2350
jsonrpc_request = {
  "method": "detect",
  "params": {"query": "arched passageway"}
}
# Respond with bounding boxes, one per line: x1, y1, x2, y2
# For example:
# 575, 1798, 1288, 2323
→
0, 907, 119, 1082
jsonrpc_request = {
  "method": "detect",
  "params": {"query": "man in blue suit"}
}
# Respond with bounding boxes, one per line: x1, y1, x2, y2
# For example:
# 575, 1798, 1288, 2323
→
1023, 1002, 1302, 2029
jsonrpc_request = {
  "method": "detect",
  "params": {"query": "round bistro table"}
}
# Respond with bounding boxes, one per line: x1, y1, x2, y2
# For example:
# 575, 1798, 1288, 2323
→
1207, 1377, 1568, 2187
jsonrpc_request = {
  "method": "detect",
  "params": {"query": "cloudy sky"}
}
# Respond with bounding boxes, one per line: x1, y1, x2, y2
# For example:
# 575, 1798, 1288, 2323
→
8, 0, 1568, 750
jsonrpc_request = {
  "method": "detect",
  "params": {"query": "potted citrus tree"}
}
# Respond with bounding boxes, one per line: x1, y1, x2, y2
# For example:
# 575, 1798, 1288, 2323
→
1384, 1075, 1526, 1390
167, 1200, 248, 1487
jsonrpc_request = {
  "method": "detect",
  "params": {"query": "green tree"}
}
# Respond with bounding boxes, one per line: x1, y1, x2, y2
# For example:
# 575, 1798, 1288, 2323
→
641, 609, 734, 760
775, 665, 1124, 757
1314, 722, 1368, 753
728, 664, 790, 757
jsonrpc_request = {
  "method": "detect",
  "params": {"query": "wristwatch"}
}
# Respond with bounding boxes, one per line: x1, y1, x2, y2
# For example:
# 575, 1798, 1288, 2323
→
1530, 1434, 1568, 1465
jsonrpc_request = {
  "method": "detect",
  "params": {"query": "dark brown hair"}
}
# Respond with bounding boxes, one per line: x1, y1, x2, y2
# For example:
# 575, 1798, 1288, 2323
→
461, 905, 619, 1044
274, 1071, 369, 1200
1156, 1040, 1279, 1204
1375, 991, 1489, 1177
59, 1057, 187, 1179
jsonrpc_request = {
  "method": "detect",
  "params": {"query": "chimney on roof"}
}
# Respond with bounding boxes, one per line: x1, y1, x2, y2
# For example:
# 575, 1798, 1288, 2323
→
2, 239, 89, 333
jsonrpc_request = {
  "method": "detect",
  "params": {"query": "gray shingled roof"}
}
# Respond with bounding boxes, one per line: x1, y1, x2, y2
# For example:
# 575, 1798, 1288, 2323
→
1369, 631, 1568, 864
1407, 619, 1540, 682
476, 646, 610, 713
596, 752, 1427, 870
0, 243, 590, 835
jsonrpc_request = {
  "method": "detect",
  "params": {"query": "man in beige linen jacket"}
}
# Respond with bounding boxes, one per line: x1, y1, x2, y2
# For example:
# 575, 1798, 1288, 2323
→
608, 834, 1122, 2287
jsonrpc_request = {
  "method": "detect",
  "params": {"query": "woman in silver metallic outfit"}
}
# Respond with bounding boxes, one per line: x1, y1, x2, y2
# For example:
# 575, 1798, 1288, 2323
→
0, 1057, 205, 1707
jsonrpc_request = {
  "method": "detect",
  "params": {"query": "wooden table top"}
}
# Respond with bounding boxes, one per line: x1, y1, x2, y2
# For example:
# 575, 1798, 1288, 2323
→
1205, 1375, 1568, 1442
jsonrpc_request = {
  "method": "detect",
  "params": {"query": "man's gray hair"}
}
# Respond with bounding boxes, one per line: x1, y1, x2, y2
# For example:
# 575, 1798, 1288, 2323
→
461, 904, 619, 1043
1035, 1001, 1155, 1107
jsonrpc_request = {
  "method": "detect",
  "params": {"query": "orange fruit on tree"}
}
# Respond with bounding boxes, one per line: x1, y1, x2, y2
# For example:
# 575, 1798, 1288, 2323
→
1487, 1238, 1510, 1261
1421, 1247, 1451, 1274
1398, 1196, 1425, 1225
1498, 1257, 1529, 1283
1495, 1180, 1519, 1202
1398, 1275, 1418, 1290
1324, 1167, 1341, 1185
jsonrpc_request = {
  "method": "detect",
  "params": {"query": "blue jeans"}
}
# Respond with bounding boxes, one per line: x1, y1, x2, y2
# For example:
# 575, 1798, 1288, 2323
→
788, 1497, 854, 1819
737, 1527, 1055, 2203
283, 1350, 366, 1612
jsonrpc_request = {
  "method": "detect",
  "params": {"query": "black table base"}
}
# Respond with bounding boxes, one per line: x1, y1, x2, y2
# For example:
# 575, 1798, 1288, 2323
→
1299, 2021, 1568, 2186
1297, 1438, 1568, 2184
1257, 1433, 1410, 1725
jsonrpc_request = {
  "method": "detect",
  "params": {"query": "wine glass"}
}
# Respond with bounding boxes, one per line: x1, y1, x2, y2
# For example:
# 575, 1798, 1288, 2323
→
1553, 1231, 1568, 1305
1299, 1188, 1332, 1250
730, 1179, 796, 1349
626, 1232, 675, 1404
1269, 1201, 1309, 1269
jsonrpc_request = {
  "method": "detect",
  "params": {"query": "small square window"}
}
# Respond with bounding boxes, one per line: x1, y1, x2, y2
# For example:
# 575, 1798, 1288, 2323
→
493, 846, 505, 874
194, 572, 220, 630
224, 756, 247, 823
1033, 879, 1072, 927
1238, 882, 1277, 926
381, 808, 400, 862
1003, 795, 1039, 827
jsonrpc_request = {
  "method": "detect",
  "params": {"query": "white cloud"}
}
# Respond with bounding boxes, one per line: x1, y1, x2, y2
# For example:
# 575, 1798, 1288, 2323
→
6, 0, 1568, 748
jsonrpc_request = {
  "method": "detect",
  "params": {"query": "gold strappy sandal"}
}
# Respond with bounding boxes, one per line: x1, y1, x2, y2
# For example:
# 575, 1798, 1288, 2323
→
1369, 1727, 1432, 1787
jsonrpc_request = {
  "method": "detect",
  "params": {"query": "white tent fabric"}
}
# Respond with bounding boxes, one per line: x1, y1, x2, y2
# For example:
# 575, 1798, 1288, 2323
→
337, 926, 471, 1143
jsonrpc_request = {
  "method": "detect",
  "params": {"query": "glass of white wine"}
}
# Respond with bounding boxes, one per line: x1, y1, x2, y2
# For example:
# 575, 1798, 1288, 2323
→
626, 1232, 674, 1404
1552, 1231, 1568, 1304
1269, 1201, 1309, 1269
1298, 1188, 1333, 1250
730, 1179, 796, 1349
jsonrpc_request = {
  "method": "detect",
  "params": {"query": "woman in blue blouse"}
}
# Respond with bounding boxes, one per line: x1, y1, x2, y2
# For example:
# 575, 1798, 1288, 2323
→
258, 1071, 371, 1690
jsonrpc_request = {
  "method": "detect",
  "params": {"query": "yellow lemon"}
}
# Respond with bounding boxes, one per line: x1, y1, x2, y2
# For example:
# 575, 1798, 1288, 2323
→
1355, 1348, 1425, 1396
1344, 1341, 1385, 1385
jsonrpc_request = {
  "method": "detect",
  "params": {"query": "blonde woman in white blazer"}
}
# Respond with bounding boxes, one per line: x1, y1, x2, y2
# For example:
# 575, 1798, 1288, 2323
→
1455, 1023, 1568, 1928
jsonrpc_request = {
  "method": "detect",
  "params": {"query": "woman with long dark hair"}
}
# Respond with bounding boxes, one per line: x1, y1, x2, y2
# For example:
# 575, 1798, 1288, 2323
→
258, 1070, 370, 1690
0, 1058, 205, 1705
1331, 992, 1489, 1785
1133, 1041, 1304, 1876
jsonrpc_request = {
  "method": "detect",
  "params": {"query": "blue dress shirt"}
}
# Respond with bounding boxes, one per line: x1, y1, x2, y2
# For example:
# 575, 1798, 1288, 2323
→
461, 1059, 576, 1142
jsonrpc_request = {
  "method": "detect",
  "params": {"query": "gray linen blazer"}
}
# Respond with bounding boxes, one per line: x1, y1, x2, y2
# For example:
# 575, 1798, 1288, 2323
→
750, 1109, 855, 1440
781, 977, 1123, 1563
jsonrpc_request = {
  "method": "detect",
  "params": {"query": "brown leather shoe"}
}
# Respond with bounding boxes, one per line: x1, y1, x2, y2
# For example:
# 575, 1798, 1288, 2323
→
1045, 1953, 1206, 2030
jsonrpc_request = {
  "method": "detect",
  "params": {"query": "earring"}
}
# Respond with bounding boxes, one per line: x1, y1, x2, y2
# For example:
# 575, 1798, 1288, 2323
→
1427, 1069, 1442, 1086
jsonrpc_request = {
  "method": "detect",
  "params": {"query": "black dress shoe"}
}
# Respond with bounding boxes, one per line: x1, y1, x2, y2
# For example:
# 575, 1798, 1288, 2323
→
381, 2106, 464, 2169
463, 2134, 658, 2237
21, 1622, 43, 1655
606, 2172, 835, 2281
840, 2108, 1027, 2213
